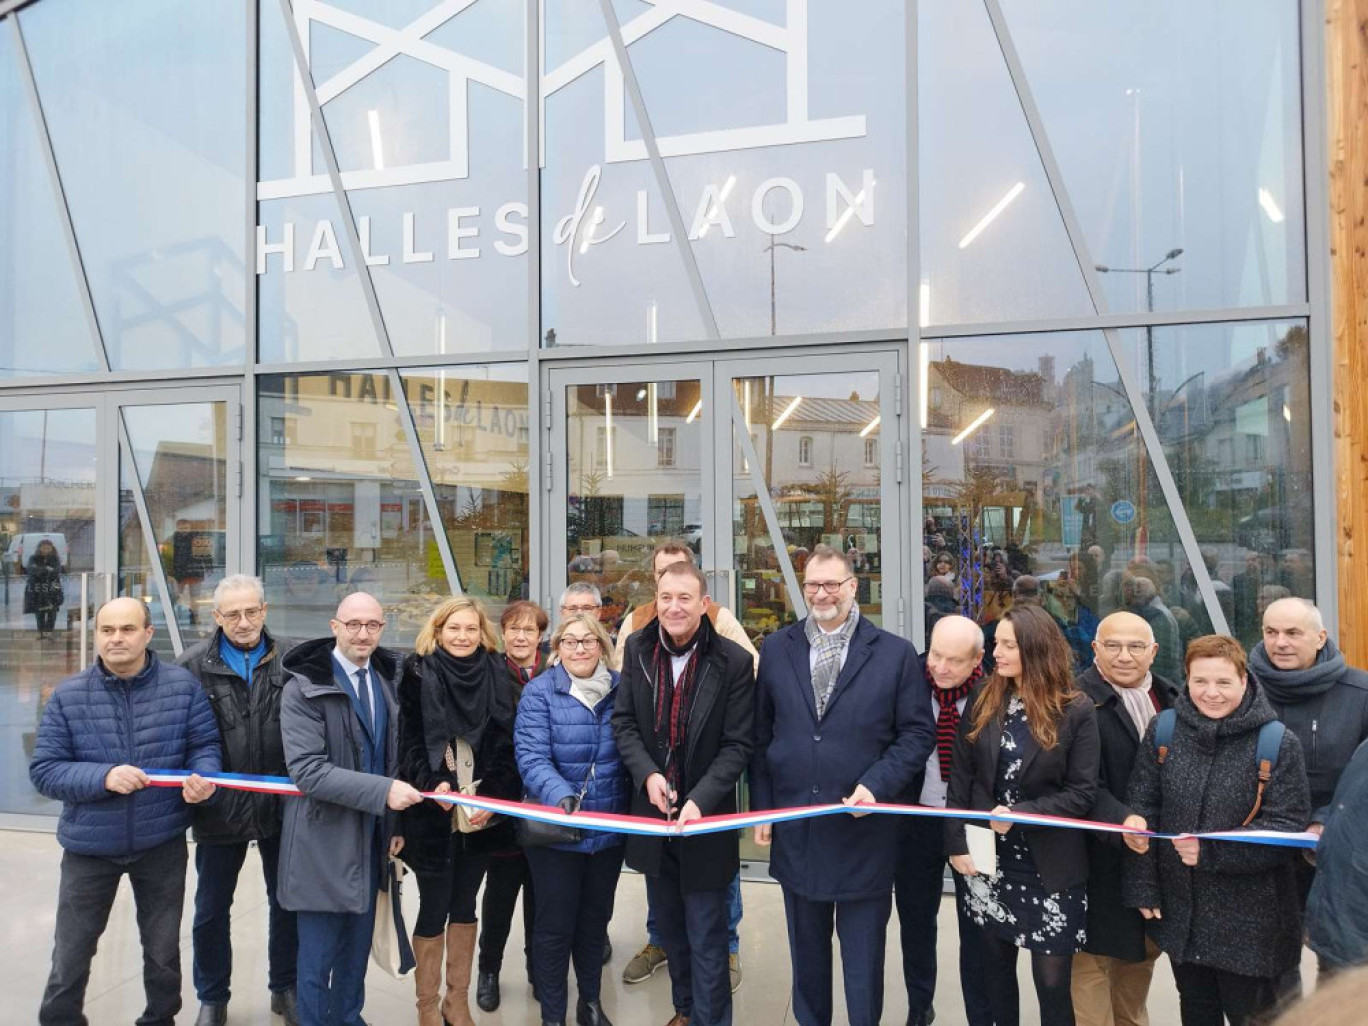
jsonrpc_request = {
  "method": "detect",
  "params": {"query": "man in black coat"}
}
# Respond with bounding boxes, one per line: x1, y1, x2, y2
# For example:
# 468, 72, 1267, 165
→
178, 575, 299, 1026
750, 545, 935, 1026
1074, 611, 1180, 1026
612, 561, 755, 1026
1250, 596, 1368, 991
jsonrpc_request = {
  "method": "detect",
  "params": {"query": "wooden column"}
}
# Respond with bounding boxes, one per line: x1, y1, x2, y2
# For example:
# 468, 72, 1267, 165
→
1329, 0, 1368, 661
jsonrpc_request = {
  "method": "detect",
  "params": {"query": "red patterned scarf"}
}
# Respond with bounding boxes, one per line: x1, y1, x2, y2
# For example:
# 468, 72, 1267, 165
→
934, 664, 984, 779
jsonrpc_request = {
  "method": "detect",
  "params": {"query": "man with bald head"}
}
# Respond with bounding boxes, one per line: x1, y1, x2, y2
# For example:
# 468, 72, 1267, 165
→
1072, 611, 1180, 1026
278, 591, 424, 1026
1249, 597, 1368, 992
894, 615, 991, 1026
31, 596, 221, 1026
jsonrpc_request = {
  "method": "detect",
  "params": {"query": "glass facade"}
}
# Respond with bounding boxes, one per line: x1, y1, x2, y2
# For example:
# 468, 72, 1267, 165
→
0, 0, 1330, 818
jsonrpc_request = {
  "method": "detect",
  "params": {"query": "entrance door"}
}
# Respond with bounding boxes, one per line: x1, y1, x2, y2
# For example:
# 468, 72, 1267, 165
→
0, 386, 240, 816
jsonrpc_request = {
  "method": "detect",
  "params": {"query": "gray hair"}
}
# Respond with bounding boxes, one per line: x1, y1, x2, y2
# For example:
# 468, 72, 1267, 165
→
808, 543, 855, 575
1268, 595, 1325, 632
558, 581, 602, 608
213, 574, 266, 609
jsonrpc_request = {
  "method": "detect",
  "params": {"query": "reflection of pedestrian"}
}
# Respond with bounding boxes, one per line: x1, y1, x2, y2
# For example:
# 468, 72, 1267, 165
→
25, 539, 63, 638
172, 520, 211, 625
1077, 486, 1100, 550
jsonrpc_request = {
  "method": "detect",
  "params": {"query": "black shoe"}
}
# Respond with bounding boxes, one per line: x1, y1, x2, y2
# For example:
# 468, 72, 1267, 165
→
577, 998, 614, 1026
477, 970, 501, 1012
271, 988, 300, 1026
195, 1005, 227, 1026
906, 1007, 936, 1026
602, 937, 613, 965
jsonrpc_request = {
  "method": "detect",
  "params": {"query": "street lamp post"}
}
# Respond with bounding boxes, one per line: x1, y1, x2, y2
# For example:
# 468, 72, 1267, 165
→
1094, 248, 1183, 555
764, 236, 807, 336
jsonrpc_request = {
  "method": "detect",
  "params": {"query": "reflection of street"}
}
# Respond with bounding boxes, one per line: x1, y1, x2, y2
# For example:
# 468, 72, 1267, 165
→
0, 619, 73, 816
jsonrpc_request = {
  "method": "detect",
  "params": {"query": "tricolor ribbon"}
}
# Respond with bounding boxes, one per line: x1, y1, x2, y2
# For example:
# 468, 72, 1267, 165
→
144, 770, 1319, 850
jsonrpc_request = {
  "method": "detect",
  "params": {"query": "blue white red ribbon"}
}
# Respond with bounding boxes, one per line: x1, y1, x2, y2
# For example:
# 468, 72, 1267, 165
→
144, 770, 1318, 850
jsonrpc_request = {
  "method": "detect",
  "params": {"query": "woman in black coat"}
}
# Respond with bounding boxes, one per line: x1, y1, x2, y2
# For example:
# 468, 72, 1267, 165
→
24, 539, 63, 638
475, 599, 550, 1013
397, 595, 519, 1026
1122, 634, 1310, 1026
946, 603, 1100, 1026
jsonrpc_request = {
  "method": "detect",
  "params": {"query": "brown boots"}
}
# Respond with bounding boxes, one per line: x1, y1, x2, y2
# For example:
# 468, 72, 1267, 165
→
442, 921, 478, 1026
411, 933, 446, 1026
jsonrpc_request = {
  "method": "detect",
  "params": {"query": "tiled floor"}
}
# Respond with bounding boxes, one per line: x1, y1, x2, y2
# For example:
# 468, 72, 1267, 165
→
5, 829, 1316, 1024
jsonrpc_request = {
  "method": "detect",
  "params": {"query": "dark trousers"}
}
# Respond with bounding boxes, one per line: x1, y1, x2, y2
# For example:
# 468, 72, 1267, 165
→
894, 815, 993, 1025
480, 851, 534, 975
295, 889, 377, 1026
413, 837, 489, 937
36, 607, 58, 632
192, 835, 298, 1003
525, 844, 624, 1022
1171, 962, 1278, 1026
781, 887, 892, 1026
978, 929, 1075, 1026
40, 836, 188, 1026
646, 840, 732, 1026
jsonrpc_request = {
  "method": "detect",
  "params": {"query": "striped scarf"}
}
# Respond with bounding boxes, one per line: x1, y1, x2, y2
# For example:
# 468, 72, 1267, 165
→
934, 664, 983, 779
652, 616, 713, 794
805, 606, 860, 719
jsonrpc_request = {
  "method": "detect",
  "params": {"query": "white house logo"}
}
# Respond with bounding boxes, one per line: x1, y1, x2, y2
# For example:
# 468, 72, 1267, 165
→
257, 0, 875, 281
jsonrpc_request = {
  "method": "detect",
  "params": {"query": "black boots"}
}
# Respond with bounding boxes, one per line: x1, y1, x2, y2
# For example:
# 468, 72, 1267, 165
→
476, 970, 500, 1012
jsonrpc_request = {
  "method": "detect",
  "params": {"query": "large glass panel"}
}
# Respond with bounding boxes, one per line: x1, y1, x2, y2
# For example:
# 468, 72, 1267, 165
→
1119, 319, 1314, 648
400, 365, 530, 621
0, 27, 102, 378
0, 407, 97, 815
564, 377, 704, 633
543, 1, 906, 345
119, 403, 231, 656
257, 0, 530, 361
731, 370, 884, 643
1002, 0, 1305, 314
21, 0, 249, 369
917, 0, 1092, 326
922, 334, 1194, 682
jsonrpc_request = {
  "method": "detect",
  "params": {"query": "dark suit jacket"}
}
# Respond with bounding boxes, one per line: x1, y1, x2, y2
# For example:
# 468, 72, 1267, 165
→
612, 623, 755, 892
944, 684, 1100, 894
1077, 666, 1180, 960
750, 615, 934, 901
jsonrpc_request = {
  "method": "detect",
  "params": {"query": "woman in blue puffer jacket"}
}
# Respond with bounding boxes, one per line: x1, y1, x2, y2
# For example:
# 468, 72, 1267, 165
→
515, 612, 628, 1026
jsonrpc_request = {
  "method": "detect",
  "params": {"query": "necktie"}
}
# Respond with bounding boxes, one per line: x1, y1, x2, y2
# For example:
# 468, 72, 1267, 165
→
355, 667, 373, 736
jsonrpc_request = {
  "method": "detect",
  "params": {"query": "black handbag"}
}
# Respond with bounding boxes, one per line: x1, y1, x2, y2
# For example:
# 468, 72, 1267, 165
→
514, 763, 596, 849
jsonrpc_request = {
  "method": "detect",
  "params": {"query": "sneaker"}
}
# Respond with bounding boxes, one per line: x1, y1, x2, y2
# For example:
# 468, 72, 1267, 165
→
729, 952, 742, 993
622, 943, 668, 984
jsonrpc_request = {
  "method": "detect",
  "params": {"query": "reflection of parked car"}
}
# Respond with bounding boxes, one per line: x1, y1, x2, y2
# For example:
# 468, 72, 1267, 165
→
682, 523, 703, 549
5, 533, 68, 574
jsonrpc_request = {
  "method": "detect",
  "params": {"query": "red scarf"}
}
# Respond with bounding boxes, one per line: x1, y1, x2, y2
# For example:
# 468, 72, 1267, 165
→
934, 665, 984, 779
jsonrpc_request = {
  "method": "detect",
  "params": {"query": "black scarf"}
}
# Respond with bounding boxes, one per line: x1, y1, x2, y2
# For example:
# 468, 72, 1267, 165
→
651, 614, 715, 793
423, 647, 509, 764
1249, 639, 1347, 704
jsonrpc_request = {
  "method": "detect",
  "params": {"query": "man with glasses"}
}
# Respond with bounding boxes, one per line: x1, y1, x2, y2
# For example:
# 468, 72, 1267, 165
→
751, 544, 934, 1026
615, 542, 757, 994
277, 592, 424, 1026
613, 561, 755, 1026
558, 581, 604, 623
179, 575, 300, 1026
1073, 611, 1179, 1026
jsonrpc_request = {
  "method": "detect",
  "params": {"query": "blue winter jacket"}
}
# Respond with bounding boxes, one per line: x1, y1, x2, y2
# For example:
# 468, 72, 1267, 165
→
30, 652, 222, 858
514, 663, 628, 854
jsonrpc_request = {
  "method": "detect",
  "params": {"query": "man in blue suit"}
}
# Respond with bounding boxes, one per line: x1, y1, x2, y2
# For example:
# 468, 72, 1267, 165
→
751, 545, 935, 1026
277, 592, 424, 1026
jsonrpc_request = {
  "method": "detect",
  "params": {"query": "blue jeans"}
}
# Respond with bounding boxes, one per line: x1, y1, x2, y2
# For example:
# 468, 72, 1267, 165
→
192, 836, 297, 1003
649, 870, 742, 955
295, 889, 377, 1026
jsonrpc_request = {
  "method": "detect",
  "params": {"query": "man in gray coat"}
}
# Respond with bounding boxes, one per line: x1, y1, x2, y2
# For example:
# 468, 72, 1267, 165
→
278, 592, 424, 1026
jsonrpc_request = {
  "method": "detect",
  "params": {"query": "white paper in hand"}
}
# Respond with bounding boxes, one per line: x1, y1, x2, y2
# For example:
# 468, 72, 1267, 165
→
965, 824, 999, 878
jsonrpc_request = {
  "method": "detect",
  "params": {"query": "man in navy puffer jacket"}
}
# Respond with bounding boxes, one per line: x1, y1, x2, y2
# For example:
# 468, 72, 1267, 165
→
30, 597, 221, 1026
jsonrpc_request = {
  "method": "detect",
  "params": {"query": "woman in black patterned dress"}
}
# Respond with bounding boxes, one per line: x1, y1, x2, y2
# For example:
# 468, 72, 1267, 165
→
946, 603, 1100, 1026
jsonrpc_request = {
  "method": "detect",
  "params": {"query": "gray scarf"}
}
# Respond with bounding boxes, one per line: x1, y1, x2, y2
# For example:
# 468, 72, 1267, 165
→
568, 661, 613, 711
805, 606, 860, 718
1249, 638, 1346, 704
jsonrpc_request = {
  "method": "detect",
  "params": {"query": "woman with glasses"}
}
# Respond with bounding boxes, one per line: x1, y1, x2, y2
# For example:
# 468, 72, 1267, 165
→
474, 601, 551, 1013
946, 603, 1100, 1026
1122, 635, 1310, 1026
515, 613, 627, 1026
397, 596, 520, 1026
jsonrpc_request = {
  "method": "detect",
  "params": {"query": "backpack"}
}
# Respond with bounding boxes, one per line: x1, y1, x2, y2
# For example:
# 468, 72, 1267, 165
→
1153, 708, 1285, 827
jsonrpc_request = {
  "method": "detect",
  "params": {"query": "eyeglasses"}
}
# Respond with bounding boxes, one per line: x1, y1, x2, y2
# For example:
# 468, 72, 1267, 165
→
558, 636, 601, 651
336, 620, 385, 634
217, 607, 264, 623
560, 605, 600, 615
1100, 641, 1152, 656
802, 577, 854, 595
504, 625, 541, 637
